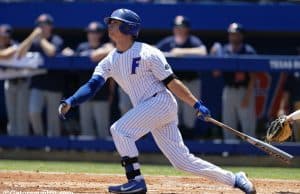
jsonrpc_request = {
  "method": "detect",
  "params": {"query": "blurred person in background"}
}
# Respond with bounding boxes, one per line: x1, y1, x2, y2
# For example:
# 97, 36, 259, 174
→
1, 24, 42, 136
0, 25, 16, 60
75, 21, 114, 139
29, 13, 64, 137
0, 26, 41, 60
211, 22, 256, 142
156, 15, 207, 131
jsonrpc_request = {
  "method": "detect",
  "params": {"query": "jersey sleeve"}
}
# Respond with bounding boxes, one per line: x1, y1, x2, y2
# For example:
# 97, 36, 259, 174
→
150, 48, 174, 81
93, 55, 111, 81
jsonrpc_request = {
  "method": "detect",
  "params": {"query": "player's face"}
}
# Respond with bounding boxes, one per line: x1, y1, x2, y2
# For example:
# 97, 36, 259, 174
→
38, 23, 53, 37
173, 26, 189, 36
107, 19, 123, 42
173, 26, 189, 45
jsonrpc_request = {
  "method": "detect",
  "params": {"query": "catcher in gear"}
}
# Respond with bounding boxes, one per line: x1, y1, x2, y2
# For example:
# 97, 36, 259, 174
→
266, 110, 300, 143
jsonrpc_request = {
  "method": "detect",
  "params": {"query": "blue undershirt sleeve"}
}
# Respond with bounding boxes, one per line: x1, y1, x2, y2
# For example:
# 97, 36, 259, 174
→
63, 75, 105, 107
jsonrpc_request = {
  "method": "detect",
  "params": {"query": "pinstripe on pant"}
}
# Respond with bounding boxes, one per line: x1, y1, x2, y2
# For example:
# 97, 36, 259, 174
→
110, 90, 235, 186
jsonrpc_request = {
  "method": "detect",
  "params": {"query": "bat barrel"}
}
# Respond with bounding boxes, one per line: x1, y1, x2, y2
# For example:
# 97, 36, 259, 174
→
206, 117, 294, 164
247, 136, 293, 164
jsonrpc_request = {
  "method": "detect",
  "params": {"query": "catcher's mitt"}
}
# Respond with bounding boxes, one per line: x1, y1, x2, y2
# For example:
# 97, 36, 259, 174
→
266, 115, 292, 143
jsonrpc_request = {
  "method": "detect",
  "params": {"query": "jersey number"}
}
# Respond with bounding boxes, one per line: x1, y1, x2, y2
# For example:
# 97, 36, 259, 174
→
131, 57, 141, 74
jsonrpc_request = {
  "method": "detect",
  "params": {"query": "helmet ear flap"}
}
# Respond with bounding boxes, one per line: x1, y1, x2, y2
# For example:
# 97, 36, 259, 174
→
119, 22, 139, 37
104, 9, 141, 37
119, 23, 131, 35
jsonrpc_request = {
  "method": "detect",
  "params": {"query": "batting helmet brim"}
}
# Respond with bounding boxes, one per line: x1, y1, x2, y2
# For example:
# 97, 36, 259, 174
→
104, 16, 140, 25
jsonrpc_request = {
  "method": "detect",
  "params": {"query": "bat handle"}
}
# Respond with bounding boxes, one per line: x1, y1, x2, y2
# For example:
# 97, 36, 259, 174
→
205, 117, 223, 127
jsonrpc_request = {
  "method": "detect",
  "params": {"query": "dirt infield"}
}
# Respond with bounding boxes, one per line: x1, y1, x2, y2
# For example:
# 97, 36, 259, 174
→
0, 171, 299, 194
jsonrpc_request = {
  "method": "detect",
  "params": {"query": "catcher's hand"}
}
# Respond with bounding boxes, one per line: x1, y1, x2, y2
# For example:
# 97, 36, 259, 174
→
266, 115, 292, 143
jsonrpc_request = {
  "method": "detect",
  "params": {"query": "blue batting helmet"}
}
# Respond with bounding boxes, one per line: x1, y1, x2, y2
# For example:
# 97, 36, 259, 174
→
104, 8, 141, 37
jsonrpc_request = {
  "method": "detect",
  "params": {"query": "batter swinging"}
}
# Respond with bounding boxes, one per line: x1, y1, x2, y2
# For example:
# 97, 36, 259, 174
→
58, 8, 256, 194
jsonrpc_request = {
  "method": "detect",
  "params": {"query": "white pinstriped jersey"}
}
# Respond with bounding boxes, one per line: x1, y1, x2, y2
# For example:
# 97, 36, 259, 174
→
93, 42, 173, 107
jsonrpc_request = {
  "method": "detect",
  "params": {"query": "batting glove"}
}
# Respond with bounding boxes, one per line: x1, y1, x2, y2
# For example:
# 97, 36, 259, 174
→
194, 101, 211, 121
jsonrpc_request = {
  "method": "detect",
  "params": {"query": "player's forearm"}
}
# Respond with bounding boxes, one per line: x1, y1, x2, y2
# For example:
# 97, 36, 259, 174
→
0, 46, 17, 59
64, 75, 105, 107
167, 79, 198, 107
172, 46, 207, 56
17, 29, 40, 58
277, 91, 289, 116
185, 46, 207, 55
17, 38, 33, 58
287, 110, 300, 121
40, 38, 56, 57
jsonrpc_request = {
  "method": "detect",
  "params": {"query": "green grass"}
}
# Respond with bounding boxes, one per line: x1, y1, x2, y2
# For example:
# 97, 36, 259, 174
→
0, 160, 299, 180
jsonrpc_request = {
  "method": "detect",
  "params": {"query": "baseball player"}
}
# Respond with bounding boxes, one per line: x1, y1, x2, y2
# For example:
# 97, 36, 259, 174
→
156, 15, 206, 131
59, 9, 256, 194
29, 13, 64, 137
1, 26, 42, 136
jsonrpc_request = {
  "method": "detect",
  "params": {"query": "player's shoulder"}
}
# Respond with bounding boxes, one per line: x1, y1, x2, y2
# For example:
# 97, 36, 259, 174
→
188, 35, 204, 47
140, 42, 156, 51
160, 36, 174, 43
244, 43, 256, 54
106, 46, 117, 56
139, 42, 164, 57
96, 48, 116, 66
52, 34, 63, 43
189, 35, 202, 42
77, 42, 89, 51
